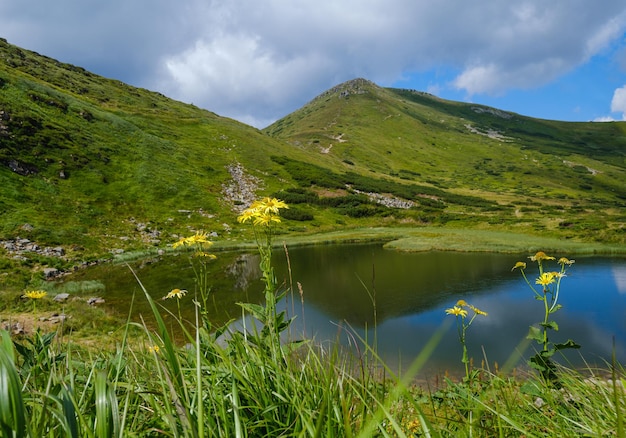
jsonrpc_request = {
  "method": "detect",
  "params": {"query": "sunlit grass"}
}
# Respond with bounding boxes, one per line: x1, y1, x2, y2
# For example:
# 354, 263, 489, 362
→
1, 200, 625, 436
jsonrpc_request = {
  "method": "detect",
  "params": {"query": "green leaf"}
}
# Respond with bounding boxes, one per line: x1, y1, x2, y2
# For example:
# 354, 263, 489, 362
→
554, 340, 581, 351
527, 326, 543, 343
540, 321, 559, 331
520, 381, 542, 397
237, 302, 266, 323
549, 304, 562, 314
528, 356, 546, 372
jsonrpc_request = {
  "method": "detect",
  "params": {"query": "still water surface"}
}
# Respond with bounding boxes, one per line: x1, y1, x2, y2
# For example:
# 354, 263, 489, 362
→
64, 244, 626, 376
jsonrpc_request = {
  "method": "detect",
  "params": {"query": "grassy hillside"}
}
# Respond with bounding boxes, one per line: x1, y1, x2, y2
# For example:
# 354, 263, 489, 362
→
1, 40, 625, 277
0, 38, 308, 256
265, 78, 626, 243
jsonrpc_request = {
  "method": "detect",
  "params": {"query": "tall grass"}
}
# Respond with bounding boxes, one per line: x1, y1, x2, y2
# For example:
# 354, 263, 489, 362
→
1, 294, 625, 435
1, 218, 625, 436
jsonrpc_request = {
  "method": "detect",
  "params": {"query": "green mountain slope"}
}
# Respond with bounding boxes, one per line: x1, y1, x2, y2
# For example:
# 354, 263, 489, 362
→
265, 78, 626, 242
0, 38, 312, 255
0, 40, 625, 267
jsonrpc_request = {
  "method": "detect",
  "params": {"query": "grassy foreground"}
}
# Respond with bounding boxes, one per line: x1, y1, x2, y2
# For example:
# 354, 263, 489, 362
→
1, 304, 624, 437
1, 202, 625, 436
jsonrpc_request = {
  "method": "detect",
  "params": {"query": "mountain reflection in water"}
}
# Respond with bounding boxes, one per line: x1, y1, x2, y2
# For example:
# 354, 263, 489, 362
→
62, 243, 626, 376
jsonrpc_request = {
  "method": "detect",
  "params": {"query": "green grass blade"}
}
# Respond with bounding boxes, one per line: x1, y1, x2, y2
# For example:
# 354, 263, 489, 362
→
60, 387, 80, 438
95, 370, 112, 438
0, 331, 27, 438
127, 264, 198, 437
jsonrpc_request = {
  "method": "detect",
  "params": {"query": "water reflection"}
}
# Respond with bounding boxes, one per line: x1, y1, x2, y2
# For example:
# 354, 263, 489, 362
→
62, 244, 626, 376
275, 246, 520, 325
613, 265, 626, 293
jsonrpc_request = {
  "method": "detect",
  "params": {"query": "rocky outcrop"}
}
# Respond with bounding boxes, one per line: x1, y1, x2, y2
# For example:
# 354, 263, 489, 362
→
221, 162, 262, 212
1, 237, 65, 259
352, 188, 415, 209
314, 78, 374, 102
6, 159, 39, 176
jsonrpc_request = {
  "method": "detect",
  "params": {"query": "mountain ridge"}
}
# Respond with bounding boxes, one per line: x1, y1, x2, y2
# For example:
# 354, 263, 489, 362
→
0, 38, 625, 268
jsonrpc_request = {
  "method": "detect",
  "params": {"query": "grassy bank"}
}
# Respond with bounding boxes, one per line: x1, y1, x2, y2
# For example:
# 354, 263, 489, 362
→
1, 201, 625, 436
257, 226, 626, 255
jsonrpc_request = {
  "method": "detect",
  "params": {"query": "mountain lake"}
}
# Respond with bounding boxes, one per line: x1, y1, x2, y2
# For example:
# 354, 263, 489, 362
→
60, 243, 626, 378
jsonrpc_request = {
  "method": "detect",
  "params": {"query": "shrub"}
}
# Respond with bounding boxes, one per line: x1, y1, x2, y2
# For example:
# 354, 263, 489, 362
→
281, 206, 314, 221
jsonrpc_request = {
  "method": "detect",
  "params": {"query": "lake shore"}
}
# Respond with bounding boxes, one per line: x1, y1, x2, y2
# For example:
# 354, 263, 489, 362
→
181, 226, 626, 256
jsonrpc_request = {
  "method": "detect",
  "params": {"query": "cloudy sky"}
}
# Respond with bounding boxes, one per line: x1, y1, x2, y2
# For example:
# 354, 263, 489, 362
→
2, 1, 626, 127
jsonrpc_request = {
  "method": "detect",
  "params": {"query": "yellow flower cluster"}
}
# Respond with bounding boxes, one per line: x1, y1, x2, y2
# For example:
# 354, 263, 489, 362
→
445, 299, 487, 318
23, 290, 47, 300
172, 231, 212, 249
237, 197, 288, 226
512, 252, 574, 287
163, 288, 187, 300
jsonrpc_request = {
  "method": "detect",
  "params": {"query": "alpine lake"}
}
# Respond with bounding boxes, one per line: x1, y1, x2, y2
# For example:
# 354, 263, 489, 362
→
59, 243, 626, 378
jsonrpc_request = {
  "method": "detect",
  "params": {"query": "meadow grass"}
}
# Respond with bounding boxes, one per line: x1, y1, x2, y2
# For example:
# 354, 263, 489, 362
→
1, 202, 625, 436
1, 288, 624, 436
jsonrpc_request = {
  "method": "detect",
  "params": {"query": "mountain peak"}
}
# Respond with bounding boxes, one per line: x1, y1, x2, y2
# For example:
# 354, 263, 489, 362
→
313, 78, 378, 101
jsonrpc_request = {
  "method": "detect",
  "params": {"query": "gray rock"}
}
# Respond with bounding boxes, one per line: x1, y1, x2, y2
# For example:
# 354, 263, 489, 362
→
43, 267, 60, 278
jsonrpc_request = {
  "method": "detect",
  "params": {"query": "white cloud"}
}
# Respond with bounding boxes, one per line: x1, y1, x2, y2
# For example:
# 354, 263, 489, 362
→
2, 0, 626, 126
594, 116, 616, 122
611, 86, 626, 120
159, 34, 336, 127
156, 0, 626, 124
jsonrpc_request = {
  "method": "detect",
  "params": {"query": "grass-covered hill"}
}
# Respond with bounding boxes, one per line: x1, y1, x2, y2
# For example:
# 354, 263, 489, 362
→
0, 38, 311, 256
1, 39, 625, 268
265, 78, 626, 242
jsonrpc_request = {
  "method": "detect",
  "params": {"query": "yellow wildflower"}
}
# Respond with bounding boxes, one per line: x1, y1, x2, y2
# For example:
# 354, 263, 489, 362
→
456, 299, 468, 307
529, 251, 555, 262
445, 306, 468, 318
536, 272, 556, 286
471, 306, 488, 316
188, 231, 211, 245
511, 261, 527, 271
237, 209, 256, 223
253, 212, 281, 226
149, 345, 160, 354
237, 198, 288, 224
558, 257, 575, 266
173, 232, 213, 249
163, 288, 187, 300
261, 197, 288, 214
172, 237, 187, 249
23, 290, 47, 299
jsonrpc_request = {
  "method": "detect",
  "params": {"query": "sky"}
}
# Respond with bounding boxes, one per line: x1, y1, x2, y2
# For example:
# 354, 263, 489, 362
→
2, 1, 626, 128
